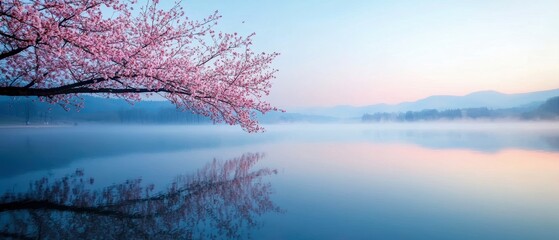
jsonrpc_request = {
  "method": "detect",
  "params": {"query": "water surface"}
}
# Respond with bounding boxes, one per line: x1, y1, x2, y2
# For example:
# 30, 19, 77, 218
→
1, 123, 558, 239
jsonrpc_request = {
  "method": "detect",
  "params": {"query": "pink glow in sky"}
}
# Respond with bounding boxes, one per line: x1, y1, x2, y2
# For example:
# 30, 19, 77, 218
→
184, 0, 559, 107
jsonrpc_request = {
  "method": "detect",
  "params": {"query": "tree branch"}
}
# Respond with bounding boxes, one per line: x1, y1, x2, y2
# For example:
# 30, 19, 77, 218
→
0, 199, 145, 219
0, 45, 31, 60
0, 85, 190, 96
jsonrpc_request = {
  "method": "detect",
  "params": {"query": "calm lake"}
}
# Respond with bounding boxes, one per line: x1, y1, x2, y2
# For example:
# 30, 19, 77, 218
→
1, 123, 559, 239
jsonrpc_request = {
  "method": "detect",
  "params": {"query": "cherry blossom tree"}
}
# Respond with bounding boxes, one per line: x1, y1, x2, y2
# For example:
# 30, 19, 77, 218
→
0, 0, 280, 132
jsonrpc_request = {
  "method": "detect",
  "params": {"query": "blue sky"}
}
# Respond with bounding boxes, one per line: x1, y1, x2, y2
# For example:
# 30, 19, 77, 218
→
176, 0, 559, 107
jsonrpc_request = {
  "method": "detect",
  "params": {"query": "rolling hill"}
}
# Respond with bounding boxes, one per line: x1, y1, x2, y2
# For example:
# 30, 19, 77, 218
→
295, 88, 559, 118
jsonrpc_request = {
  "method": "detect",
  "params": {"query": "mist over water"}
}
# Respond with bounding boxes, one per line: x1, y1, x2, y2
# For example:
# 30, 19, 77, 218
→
1, 122, 558, 239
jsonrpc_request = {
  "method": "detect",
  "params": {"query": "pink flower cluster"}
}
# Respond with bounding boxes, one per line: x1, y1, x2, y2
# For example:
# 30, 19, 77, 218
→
0, 0, 280, 132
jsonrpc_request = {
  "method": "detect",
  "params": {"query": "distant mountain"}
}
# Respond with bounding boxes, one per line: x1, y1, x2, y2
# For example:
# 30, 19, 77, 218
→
294, 88, 559, 118
538, 96, 559, 113
529, 96, 559, 119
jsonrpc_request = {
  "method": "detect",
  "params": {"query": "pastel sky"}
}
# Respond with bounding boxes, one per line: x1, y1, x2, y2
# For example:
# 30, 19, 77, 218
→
180, 0, 559, 107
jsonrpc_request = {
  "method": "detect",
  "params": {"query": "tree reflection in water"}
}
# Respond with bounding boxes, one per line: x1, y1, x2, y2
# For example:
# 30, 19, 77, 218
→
0, 153, 280, 239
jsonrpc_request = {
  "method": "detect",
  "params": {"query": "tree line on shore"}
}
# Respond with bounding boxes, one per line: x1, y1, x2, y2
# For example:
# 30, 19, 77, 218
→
362, 96, 559, 122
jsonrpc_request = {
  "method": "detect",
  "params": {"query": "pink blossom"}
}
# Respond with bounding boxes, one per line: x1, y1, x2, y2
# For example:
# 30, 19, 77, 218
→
0, 0, 279, 132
